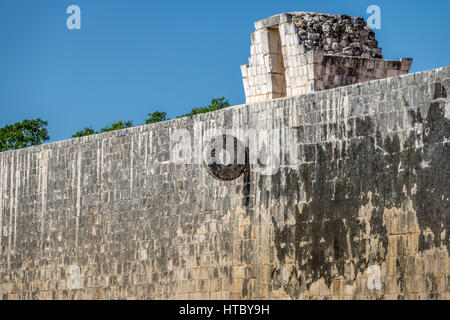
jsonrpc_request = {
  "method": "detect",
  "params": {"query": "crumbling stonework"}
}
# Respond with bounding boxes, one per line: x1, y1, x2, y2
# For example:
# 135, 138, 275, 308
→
290, 13, 381, 58
241, 13, 413, 103
0, 66, 448, 300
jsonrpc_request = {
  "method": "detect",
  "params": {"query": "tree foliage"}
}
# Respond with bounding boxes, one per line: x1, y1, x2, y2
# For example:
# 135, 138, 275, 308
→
100, 120, 134, 133
208, 97, 231, 111
179, 97, 230, 118
0, 118, 49, 152
72, 127, 96, 138
146, 111, 167, 124
73, 97, 231, 138
7, 97, 231, 145
72, 120, 134, 138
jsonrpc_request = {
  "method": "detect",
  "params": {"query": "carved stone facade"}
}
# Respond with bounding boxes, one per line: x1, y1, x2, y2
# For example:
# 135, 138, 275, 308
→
241, 13, 413, 103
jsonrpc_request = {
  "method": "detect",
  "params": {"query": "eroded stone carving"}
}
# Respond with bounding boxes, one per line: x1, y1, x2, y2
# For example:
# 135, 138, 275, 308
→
203, 134, 248, 181
241, 12, 413, 103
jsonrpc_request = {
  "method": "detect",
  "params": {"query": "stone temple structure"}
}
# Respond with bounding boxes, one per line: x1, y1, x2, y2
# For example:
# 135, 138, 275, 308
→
0, 12, 448, 300
241, 12, 413, 103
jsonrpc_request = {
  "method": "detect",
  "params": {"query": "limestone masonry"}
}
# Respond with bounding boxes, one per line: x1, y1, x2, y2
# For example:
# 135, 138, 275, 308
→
0, 13, 449, 300
241, 12, 412, 103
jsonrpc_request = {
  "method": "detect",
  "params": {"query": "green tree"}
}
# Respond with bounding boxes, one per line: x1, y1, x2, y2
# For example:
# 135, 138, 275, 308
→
207, 97, 231, 111
179, 97, 230, 118
146, 111, 167, 124
72, 127, 97, 138
72, 120, 134, 138
182, 106, 210, 117
0, 118, 50, 152
100, 120, 134, 133
71, 97, 230, 139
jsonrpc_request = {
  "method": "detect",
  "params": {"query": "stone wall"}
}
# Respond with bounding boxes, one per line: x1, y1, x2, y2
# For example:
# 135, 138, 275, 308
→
314, 54, 413, 91
0, 67, 449, 300
241, 13, 412, 103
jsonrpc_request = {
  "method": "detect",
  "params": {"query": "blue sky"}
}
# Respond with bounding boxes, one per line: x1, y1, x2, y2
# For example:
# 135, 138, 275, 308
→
0, 0, 449, 142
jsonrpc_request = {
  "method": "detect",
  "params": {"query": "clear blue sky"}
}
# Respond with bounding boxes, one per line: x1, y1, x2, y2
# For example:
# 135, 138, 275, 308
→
1, 0, 449, 142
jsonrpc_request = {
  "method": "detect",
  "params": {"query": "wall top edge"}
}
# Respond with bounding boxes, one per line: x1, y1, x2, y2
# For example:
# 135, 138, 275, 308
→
0, 66, 449, 157
254, 12, 368, 30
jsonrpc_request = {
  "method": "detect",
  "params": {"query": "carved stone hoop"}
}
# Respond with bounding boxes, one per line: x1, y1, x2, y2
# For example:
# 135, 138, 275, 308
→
203, 134, 247, 181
